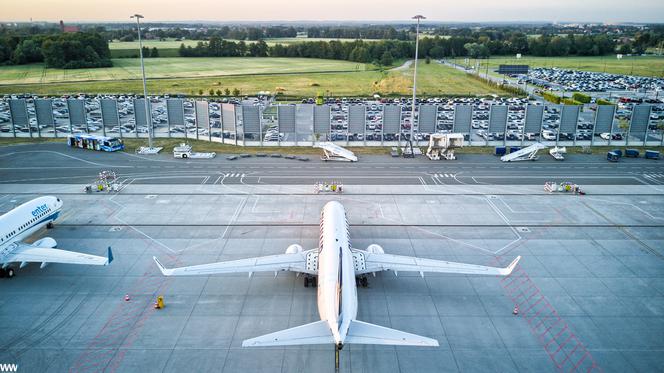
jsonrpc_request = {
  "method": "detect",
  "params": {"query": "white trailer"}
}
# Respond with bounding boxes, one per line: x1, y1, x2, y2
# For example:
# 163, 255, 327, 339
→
173, 143, 216, 159
549, 146, 566, 161
426, 133, 464, 160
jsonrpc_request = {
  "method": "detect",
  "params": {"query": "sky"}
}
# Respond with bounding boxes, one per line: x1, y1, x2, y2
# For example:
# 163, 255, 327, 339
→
3, 0, 664, 23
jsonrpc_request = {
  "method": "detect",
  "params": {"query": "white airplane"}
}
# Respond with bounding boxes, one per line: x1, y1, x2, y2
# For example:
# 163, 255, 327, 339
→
0, 196, 113, 278
154, 201, 520, 350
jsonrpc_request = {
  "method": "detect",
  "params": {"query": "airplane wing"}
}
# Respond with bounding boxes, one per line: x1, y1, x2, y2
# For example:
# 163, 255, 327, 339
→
356, 251, 520, 276
345, 320, 439, 346
4, 245, 113, 266
242, 320, 333, 347
153, 251, 315, 276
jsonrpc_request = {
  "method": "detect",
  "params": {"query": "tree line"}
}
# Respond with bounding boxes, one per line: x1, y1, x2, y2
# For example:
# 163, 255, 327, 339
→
0, 32, 111, 68
176, 33, 624, 64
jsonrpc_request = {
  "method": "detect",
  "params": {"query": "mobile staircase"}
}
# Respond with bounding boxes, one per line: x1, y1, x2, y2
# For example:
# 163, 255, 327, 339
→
500, 143, 547, 162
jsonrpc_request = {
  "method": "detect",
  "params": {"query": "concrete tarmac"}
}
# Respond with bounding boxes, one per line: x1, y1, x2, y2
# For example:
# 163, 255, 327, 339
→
0, 143, 662, 372
1, 143, 663, 186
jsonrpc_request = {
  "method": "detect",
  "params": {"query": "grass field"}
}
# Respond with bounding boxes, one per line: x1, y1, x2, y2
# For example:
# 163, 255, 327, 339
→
454, 55, 664, 77
0, 60, 510, 97
109, 37, 376, 50
0, 58, 369, 85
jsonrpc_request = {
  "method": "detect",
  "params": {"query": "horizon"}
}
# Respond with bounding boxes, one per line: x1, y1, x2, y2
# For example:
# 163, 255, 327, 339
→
3, 0, 664, 24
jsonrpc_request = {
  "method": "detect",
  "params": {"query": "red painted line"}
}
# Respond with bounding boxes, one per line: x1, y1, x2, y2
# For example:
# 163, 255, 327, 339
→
585, 360, 601, 373
512, 282, 536, 300
525, 301, 546, 323
532, 308, 560, 330
521, 294, 544, 314
540, 316, 563, 339
573, 351, 590, 372
500, 266, 523, 282
502, 273, 525, 291
551, 333, 575, 360
516, 285, 540, 305
544, 324, 569, 350
556, 340, 581, 367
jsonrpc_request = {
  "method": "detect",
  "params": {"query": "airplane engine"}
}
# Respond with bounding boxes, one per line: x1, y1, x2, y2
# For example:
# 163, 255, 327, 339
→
366, 244, 384, 254
32, 237, 57, 248
285, 244, 303, 254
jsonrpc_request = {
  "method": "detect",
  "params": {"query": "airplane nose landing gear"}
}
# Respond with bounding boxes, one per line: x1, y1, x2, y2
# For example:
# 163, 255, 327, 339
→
303, 276, 318, 288
335, 343, 343, 372
356, 276, 369, 287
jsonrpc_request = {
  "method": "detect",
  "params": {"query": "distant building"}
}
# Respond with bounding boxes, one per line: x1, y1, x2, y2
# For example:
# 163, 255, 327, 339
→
59, 20, 79, 33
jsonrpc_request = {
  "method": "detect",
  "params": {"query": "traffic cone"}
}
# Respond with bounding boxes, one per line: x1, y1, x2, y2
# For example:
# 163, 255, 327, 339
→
513, 305, 519, 315
124, 294, 130, 301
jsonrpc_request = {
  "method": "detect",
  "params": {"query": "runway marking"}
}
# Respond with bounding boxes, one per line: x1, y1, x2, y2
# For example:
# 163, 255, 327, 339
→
376, 199, 495, 254
0, 150, 123, 167
485, 196, 523, 255
583, 196, 664, 220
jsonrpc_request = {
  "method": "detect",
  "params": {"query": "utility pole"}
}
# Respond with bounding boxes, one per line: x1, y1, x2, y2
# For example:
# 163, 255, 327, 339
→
131, 14, 153, 150
409, 14, 425, 149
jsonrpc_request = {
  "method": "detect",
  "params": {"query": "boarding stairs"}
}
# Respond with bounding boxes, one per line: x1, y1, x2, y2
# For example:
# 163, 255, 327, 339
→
500, 143, 547, 162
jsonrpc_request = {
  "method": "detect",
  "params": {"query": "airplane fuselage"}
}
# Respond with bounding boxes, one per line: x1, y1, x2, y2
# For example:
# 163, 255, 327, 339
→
317, 201, 357, 348
0, 196, 62, 263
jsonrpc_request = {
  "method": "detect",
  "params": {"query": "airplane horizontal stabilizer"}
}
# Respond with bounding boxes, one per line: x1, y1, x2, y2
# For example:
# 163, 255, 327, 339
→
345, 320, 439, 347
242, 320, 333, 347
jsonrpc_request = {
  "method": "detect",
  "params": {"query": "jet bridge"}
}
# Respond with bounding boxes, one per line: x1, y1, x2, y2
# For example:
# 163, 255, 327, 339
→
426, 133, 464, 160
500, 143, 547, 162
314, 142, 358, 162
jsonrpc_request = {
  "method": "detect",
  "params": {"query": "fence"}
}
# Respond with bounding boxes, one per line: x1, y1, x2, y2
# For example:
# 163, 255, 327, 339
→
1, 98, 662, 147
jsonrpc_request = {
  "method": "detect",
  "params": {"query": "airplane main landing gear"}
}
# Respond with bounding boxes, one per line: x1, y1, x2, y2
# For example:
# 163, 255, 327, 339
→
304, 276, 317, 288
46, 222, 54, 229
0, 268, 15, 278
356, 276, 368, 287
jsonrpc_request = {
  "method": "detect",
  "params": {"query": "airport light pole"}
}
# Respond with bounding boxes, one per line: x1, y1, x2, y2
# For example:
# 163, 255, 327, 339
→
131, 14, 153, 149
409, 15, 425, 148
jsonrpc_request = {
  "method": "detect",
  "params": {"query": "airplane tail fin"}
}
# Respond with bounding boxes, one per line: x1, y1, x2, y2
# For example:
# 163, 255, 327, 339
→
242, 320, 333, 347
345, 320, 439, 347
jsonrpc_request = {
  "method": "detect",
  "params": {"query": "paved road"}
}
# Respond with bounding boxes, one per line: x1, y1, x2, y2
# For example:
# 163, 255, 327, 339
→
1, 143, 663, 185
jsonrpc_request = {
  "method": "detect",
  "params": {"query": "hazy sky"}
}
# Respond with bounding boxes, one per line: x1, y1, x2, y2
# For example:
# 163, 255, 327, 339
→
3, 0, 664, 23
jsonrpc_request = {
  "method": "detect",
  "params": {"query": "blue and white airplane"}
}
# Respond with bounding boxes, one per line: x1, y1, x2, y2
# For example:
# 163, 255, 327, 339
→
0, 196, 112, 278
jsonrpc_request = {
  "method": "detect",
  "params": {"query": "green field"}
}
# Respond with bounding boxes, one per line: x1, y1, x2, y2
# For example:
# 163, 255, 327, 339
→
0, 57, 369, 85
109, 37, 375, 50
454, 55, 664, 77
0, 60, 511, 97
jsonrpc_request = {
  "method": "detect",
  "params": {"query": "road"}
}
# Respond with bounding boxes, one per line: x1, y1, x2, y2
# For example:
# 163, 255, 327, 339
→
1, 143, 663, 186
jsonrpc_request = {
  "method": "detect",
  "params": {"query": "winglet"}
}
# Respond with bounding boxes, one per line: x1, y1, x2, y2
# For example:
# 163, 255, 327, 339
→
501, 256, 521, 275
107, 247, 114, 265
153, 256, 171, 276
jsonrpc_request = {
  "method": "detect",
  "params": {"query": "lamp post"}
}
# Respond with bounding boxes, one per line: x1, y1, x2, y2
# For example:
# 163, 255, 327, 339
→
131, 14, 153, 149
409, 14, 425, 148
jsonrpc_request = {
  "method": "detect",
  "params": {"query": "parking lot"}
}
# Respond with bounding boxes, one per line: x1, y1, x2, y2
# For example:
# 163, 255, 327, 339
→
1, 94, 663, 147
524, 68, 664, 94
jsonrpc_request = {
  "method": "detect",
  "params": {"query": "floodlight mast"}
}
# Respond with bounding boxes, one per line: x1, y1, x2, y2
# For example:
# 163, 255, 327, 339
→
131, 14, 152, 149
410, 15, 425, 149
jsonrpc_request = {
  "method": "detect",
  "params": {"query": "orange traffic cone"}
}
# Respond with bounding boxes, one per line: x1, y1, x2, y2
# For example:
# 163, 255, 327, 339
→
513, 305, 519, 315
124, 294, 130, 301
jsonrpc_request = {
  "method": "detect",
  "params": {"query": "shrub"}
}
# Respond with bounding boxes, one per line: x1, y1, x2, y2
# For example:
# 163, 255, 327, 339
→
542, 91, 561, 104
596, 99, 613, 105
572, 93, 591, 104
561, 98, 582, 105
